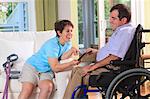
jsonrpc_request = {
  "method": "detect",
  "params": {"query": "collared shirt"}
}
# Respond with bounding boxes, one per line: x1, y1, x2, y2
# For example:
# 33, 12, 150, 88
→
26, 36, 72, 73
96, 23, 136, 61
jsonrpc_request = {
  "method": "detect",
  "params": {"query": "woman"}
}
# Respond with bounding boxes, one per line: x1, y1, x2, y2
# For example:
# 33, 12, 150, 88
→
19, 20, 79, 99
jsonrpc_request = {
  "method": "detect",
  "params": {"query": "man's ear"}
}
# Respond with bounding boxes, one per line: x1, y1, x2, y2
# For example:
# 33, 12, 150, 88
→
121, 17, 128, 24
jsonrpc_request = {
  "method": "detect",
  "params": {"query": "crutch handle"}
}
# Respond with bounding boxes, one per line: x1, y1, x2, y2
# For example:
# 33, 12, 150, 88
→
7, 54, 18, 62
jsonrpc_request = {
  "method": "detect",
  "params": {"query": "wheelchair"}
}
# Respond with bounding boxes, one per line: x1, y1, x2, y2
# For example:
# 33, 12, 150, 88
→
71, 24, 150, 99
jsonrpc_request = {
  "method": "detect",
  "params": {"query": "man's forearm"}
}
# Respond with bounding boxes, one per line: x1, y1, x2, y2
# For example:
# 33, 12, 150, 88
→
89, 54, 120, 71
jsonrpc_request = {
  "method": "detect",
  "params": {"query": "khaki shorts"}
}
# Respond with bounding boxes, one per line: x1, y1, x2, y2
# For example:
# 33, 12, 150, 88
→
20, 63, 54, 85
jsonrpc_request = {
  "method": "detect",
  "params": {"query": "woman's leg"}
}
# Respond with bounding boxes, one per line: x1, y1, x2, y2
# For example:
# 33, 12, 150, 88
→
18, 82, 34, 99
38, 80, 54, 99
19, 64, 38, 99
38, 71, 54, 99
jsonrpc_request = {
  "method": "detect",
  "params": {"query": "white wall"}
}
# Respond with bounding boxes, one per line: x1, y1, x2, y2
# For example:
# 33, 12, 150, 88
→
131, 0, 144, 26
97, 0, 105, 48
57, 0, 71, 20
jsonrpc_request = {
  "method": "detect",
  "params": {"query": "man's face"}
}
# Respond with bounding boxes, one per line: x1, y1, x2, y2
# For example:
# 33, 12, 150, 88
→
109, 10, 125, 31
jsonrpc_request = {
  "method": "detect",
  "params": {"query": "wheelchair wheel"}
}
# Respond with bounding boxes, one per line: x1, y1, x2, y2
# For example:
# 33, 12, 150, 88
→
105, 68, 150, 99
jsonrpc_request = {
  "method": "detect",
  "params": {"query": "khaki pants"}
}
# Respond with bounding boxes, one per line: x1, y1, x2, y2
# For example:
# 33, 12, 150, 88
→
63, 67, 110, 99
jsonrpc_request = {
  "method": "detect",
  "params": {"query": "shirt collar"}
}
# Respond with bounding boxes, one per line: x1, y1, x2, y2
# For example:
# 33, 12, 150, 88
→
116, 23, 132, 31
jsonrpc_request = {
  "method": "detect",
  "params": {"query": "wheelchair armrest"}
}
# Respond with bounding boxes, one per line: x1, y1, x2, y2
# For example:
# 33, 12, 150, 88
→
110, 60, 136, 66
87, 60, 136, 74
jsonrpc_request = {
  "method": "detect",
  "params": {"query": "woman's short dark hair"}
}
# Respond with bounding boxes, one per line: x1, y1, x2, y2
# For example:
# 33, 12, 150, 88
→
54, 20, 74, 37
110, 4, 131, 23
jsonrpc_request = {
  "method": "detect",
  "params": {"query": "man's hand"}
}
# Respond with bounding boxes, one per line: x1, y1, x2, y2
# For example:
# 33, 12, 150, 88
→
81, 65, 91, 76
86, 48, 98, 54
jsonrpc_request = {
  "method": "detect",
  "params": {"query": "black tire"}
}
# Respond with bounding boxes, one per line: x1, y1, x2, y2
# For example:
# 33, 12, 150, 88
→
105, 68, 150, 99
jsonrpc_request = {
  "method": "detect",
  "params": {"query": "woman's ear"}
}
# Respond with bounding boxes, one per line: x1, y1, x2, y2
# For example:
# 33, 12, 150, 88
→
57, 31, 61, 37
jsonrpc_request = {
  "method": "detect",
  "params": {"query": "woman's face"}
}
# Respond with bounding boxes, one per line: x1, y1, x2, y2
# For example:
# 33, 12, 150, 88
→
58, 25, 73, 44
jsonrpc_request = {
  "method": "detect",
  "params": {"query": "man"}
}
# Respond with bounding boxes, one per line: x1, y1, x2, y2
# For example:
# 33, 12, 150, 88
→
63, 4, 136, 99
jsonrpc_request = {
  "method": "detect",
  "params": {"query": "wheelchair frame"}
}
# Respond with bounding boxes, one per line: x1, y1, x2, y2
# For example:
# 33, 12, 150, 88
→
106, 68, 150, 99
71, 24, 150, 99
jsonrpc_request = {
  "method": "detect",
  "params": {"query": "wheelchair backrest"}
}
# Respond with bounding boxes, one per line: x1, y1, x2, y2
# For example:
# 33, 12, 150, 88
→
120, 24, 143, 71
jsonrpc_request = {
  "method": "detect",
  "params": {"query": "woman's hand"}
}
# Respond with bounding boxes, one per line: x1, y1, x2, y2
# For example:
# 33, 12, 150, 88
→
70, 47, 79, 56
70, 59, 80, 66
61, 47, 79, 59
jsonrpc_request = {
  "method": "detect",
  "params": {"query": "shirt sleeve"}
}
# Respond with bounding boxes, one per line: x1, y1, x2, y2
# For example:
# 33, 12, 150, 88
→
44, 42, 60, 58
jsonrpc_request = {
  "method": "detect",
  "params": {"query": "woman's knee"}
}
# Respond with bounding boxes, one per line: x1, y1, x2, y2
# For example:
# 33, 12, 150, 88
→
22, 82, 34, 91
19, 82, 34, 98
38, 80, 54, 92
